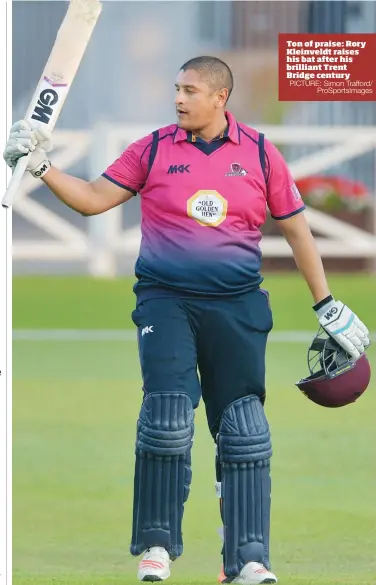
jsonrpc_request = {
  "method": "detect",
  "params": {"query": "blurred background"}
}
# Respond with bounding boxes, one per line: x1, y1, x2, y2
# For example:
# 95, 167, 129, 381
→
11, 0, 376, 277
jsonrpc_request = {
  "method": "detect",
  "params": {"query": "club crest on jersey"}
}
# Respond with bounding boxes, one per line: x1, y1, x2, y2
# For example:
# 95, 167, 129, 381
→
225, 162, 248, 177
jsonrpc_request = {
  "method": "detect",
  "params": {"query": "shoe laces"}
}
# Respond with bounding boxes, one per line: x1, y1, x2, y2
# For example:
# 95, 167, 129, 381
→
252, 563, 268, 574
144, 547, 168, 560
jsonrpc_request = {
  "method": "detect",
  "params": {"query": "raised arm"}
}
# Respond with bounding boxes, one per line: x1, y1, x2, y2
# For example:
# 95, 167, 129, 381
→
40, 168, 134, 215
3, 120, 152, 215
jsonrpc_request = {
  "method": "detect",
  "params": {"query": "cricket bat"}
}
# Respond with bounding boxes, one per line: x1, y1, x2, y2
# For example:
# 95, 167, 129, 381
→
2, 0, 102, 209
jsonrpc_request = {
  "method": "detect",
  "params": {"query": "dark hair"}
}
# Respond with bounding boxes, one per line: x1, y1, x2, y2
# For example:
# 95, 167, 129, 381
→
180, 56, 234, 102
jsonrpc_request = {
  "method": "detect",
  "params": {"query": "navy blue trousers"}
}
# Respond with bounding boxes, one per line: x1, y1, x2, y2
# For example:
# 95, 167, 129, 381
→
131, 289, 273, 439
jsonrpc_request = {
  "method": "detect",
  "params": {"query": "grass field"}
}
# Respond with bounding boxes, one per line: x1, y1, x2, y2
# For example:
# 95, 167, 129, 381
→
12, 273, 376, 330
12, 274, 376, 585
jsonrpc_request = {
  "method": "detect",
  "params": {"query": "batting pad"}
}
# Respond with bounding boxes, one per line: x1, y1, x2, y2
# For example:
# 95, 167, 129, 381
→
218, 395, 272, 578
130, 393, 194, 559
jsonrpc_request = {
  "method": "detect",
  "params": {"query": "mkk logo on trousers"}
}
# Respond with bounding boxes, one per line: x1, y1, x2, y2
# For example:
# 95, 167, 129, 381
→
167, 164, 190, 174
142, 325, 154, 336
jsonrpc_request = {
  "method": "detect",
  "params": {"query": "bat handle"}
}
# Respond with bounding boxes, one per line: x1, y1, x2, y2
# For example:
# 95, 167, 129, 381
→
2, 155, 31, 209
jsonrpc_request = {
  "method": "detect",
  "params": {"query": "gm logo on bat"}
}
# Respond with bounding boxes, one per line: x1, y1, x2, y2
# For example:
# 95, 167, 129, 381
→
30, 77, 68, 126
31, 88, 59, 125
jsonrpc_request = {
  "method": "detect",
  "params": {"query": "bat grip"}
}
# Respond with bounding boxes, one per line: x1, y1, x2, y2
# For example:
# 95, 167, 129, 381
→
2, 155, 30, 208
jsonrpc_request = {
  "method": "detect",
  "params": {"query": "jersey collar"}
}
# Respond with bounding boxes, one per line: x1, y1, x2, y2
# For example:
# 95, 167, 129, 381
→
173, 111, 240, 144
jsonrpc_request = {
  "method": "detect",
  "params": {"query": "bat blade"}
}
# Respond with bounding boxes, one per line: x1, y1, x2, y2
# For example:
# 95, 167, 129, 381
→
2, 0, 102, 209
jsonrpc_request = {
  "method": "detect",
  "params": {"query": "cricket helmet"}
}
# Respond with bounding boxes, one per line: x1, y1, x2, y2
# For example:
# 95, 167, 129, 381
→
296, 327, 371, 408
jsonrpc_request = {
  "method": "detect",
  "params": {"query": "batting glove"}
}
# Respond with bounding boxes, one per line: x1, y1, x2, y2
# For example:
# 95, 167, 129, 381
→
314, 295, 370, 360
3, 120, 52, 178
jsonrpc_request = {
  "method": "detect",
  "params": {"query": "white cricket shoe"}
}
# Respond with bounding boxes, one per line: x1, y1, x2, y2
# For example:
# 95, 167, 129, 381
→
137, 546, 171, 582
218, 561, 277, 584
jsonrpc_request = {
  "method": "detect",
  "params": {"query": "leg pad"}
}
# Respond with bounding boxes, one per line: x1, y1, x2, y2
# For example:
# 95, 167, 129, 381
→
131, 393, 194, 559
218, 395, 272, 578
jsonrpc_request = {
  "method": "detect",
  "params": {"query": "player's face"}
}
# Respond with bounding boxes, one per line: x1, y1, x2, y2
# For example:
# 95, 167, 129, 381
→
175, 69, 224, 131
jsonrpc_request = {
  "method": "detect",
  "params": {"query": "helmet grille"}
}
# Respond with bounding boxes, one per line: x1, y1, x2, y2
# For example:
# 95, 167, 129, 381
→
308, 327, 354, 379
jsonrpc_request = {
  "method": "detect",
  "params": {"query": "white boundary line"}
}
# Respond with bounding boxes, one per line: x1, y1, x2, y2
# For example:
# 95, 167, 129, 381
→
12, 329, 376, 343
13, 329, 137, 341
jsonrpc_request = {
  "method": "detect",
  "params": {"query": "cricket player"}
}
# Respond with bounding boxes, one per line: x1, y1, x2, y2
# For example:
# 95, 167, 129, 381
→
4, 56, 370, 584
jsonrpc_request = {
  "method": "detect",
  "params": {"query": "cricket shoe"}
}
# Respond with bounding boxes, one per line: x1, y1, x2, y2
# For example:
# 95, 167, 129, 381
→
218, 562, 277, 584
137, 546, 171, 582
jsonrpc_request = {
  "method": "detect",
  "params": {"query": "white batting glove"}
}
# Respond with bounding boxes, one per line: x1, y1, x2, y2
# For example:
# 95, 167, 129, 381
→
3, 120, 52, 178
314, 296, 370, 360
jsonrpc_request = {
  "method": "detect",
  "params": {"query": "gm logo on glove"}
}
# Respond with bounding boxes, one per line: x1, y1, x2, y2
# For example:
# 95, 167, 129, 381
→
324, 307, 338, 320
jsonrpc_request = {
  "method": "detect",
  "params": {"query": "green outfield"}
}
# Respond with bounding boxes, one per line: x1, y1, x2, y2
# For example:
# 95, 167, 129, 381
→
12, 272, 376, 330
12, 274, 376, 585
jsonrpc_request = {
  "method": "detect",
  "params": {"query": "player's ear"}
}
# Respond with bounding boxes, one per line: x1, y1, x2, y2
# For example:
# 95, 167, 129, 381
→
216, 88, 228, 108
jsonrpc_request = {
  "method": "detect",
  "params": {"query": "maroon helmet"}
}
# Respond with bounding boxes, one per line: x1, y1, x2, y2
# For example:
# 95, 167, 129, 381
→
296, 328, 371, 408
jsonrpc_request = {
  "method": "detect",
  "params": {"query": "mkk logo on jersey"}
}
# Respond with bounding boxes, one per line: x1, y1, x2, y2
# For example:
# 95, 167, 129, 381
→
167, 164, 190, 174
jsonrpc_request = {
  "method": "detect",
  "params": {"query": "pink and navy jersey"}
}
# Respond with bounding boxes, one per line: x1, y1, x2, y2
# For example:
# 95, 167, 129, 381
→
103, 111, 304, 299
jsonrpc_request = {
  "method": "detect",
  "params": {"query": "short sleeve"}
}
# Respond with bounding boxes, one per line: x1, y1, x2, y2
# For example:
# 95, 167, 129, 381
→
102, 134, 153, 195
265, 140, 305, 220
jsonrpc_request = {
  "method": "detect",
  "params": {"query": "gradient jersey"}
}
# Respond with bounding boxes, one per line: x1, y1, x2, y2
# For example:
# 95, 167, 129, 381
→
103, 111, 305, 298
